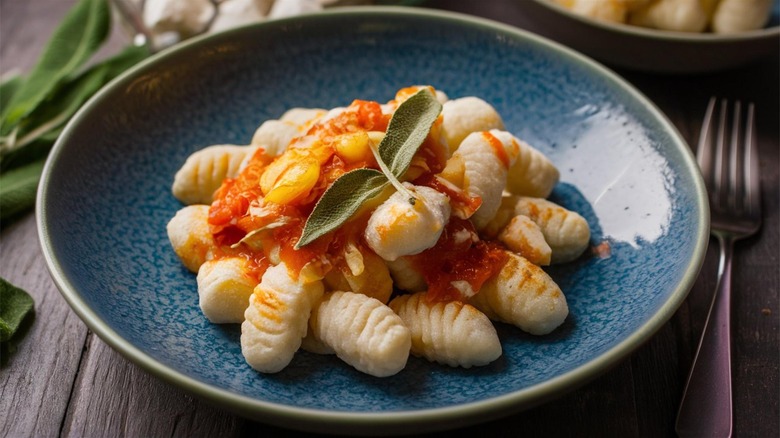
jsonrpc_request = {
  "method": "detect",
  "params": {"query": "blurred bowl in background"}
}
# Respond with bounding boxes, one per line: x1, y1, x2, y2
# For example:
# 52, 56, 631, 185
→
516, 0, 780, 74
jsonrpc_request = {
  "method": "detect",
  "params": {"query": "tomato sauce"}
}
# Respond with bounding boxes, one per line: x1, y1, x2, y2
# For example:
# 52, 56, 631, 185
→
204, 95, 504, 296
408, 218, 508, 302
205, 99, 391, 280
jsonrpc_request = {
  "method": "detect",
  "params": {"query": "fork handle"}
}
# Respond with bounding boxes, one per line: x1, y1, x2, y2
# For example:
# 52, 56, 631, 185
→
676, 235, 734, 437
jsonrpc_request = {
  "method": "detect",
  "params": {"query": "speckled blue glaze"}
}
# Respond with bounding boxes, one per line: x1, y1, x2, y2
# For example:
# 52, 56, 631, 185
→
38, 8, 708, 435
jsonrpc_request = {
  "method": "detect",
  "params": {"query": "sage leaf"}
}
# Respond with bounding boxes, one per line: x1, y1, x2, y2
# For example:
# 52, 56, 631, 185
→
0, 128, 61, 173
0, 277, 35, 343
0, 159, 45, 222
295, 89, 443, 248
1, 0, 111, 132
296, 169, 388, 248
6, 45, 150, 159
0, 74, 24, 113
378, 88, 442, 177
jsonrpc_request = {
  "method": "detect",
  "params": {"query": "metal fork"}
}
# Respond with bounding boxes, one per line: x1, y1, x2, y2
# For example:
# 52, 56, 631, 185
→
675, 98, 762, 437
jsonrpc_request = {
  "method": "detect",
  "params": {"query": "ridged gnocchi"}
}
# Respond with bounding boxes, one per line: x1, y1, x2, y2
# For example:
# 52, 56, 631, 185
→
439, 96, 505, 152
241, 263, 324, 373
470, 251, 568, 335
497, 215, 552, 266
197, 257, 257, 323
511, 196, 591, 264
389, 292, 502, 368
168, 86, 591, 377
554, 0, 772, 34
454, 130, 520, 230
167, 204, 215, 272
172, 144, 259, 205
505, 138, 560, 199
308, 291, 411, 377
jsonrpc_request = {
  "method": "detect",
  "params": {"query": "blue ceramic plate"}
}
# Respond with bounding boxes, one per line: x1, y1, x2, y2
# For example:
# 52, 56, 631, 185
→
517, 0, 780, 73
38, 7, 708, 435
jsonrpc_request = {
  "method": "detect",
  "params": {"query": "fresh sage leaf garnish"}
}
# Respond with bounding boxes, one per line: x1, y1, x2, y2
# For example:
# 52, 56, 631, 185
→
378, 88, 443, 176
295, 169, 389, 248
295, 89, 442, 248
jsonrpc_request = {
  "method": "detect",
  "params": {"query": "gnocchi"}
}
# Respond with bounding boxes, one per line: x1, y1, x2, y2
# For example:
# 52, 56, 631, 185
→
308, 291, 411, 377
168, 86, 592, 377
389, 292, 501, 368
553, 0, 773, 33
241, 263, 324, 373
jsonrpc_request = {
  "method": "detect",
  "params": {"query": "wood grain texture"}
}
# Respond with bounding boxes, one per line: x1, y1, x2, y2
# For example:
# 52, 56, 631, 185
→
62, 335, 244, 437
0, 216, 89, 438
1, 0, 777, 436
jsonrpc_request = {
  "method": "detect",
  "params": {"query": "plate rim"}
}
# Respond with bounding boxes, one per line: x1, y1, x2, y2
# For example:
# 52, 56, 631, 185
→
35, 6, 710, 435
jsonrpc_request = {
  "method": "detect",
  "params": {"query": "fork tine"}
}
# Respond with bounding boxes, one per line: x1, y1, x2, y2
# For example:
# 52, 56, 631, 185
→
744, 102, 760, 216
727, 101, 742, 211
713, 98, 729, 206
697, 97, 717, 189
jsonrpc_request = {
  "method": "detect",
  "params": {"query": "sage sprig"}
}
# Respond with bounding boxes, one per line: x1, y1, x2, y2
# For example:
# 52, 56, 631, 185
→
295, 89, 442, 248
0, 0, 150, 345
0, 0, 150, 222
1, 0, 111, 132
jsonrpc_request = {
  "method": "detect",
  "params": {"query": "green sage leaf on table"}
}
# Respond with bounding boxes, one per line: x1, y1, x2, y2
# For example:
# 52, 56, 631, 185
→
0, 0, 111, 133
0, 278, 35, 342
0, 74, 24, 113
0, 159, 46, 222
0, 45, 150, 222
296, 89, 443, 248
2, 45, 150, 170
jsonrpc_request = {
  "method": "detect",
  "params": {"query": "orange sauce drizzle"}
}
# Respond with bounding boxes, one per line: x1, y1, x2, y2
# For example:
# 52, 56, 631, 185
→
205, 95, 504, 296
408, 218, 508, 302
482, 131, 510, 168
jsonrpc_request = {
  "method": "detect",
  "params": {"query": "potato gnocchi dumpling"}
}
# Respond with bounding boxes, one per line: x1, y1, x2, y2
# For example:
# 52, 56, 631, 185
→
324, 248, 394, 304
309, 291, 411, 377
553, 0, 773, 34
511, 196, 591, 264
505, 138, 560, 199
711, 0, 773, 33
364, 183, 451, 261
389, 292, 501, 368
251, 107, 326, 157
454, 130, 520, 230
497, 215, 552, 266
172, 144, 258, 205
197, 257, 257, 323
168, 86, 591, 376
241, 263, 324, 373
439, 96, 505, 152
167, 204, 215, 272
469, 252, 568, 335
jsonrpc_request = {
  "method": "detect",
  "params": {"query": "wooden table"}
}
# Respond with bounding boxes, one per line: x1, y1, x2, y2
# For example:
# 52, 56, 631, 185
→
2, 1, 777, 436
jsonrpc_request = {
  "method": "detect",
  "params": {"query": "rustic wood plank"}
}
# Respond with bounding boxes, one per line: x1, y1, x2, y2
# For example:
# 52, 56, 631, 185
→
61, 334, 244, 437
0, 214, 88, 437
